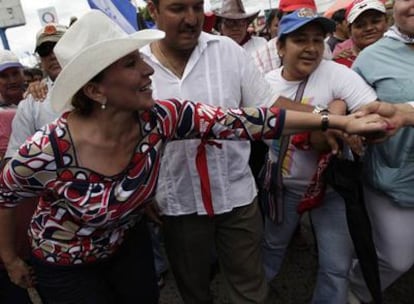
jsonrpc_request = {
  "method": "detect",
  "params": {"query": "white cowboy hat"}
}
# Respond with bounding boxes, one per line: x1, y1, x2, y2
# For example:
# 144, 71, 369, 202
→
51, 10, 165, 113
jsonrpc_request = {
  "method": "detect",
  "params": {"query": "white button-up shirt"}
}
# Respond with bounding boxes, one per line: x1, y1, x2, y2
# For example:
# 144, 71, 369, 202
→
141, 32, 279, 216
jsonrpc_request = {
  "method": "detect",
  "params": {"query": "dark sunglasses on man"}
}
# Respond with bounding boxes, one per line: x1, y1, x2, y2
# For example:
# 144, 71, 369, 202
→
37, 42, 56, 58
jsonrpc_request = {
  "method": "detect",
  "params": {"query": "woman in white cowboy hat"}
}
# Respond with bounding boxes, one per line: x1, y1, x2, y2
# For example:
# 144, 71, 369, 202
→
0, 9, 390, 304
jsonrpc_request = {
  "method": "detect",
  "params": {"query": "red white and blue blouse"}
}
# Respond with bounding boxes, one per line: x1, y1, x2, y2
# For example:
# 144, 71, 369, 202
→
0, 99, 285, 265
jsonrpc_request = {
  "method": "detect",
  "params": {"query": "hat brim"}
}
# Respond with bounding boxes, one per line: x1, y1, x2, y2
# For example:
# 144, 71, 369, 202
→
0, 62, 23, 73
215, 10, 260, 23
279, 17, 335, 39
35, 36, 62, 52
51, 29, 165, 113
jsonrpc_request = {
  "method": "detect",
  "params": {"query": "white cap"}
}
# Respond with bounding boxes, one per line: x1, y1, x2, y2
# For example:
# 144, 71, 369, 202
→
346, 0, 386, 24
0, 49, 23, 72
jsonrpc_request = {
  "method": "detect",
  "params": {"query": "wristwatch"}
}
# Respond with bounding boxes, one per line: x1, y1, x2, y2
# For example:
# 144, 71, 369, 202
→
320, 112, 329, 131
312, 104, 329, 115
312, 104, 330, 131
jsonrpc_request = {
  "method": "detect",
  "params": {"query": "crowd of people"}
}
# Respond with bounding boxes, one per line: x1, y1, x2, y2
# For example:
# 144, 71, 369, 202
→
0, 0, 413, 303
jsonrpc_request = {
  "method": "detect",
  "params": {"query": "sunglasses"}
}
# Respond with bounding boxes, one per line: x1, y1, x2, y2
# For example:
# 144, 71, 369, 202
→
37, 42, 56, 57
222, 19, 248, 28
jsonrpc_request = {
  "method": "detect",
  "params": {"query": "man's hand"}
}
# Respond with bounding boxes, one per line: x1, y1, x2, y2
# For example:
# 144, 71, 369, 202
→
357, 101, 414, 141
333, 48, 354, 60
23, 80, 48, 101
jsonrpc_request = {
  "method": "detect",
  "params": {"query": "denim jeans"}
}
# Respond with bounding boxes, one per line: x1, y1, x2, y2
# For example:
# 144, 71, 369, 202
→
148, 222, 169, 277
262, 189, 354, 304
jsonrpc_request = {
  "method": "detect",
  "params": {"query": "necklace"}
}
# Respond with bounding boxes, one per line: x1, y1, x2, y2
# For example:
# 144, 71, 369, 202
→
154, 42, 185, 78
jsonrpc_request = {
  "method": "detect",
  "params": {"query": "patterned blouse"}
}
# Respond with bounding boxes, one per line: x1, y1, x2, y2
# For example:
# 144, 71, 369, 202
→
0, 99, 285, 265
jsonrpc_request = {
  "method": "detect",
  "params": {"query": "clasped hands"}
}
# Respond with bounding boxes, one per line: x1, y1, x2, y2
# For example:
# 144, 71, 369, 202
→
312, 101, 406, 156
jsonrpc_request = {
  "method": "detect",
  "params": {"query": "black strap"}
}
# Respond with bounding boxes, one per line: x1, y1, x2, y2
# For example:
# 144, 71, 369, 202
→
273, 77, 309, 223
48, 130, 64, 169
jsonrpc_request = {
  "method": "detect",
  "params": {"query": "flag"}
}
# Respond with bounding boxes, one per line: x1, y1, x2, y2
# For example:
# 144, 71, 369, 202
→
87, 0, 139, 33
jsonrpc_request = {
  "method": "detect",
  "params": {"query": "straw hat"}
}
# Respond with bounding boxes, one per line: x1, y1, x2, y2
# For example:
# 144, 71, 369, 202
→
51, 10, 165, 113
215, 0, 259, 23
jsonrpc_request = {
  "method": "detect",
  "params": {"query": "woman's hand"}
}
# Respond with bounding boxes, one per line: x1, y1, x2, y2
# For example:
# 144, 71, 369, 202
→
4, 256, 35, 289
310, 130, 365, 155
344, 112, 388, 141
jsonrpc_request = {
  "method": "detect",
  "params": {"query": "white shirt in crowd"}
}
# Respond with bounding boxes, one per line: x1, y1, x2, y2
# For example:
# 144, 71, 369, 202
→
243, 35, 268, 55
141, 32, 279, 216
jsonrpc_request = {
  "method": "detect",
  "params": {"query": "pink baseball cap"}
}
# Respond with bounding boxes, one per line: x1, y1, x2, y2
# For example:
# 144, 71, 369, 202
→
346, 0, 386, 24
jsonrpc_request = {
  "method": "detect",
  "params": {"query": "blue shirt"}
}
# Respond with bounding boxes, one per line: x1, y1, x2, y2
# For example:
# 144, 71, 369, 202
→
353, 37, 414, 207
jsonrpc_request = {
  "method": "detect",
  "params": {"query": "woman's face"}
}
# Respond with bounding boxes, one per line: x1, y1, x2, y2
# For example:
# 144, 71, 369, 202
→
393, 0, 414, 36
350, 10, 388, 50
99, 51, 155, 111
269, 15, 280, 39
278, 22, 325, 81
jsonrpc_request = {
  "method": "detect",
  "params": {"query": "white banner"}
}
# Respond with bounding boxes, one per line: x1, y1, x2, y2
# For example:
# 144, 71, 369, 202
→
37, 6, 58, 26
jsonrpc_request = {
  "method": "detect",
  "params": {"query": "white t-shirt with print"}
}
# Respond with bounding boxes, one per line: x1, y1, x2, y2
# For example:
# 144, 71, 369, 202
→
265, 59, 377, 195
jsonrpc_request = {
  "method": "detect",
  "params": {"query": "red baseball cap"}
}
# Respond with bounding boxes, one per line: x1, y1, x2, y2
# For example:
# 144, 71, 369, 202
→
278, 0, 317, 12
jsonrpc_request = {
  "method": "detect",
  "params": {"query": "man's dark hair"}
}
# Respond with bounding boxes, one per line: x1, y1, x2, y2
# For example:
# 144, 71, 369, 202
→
331, 8, 346, 24
30, 68, 44, 79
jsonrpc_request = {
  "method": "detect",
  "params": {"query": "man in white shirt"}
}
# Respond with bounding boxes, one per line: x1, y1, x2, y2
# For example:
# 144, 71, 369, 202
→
143, 0, 280, 302
215, 0, 267, 54
0, 49, 31, 304
0, 50, 25, 160
5, 23, 66, 159
0, 50, 25, 108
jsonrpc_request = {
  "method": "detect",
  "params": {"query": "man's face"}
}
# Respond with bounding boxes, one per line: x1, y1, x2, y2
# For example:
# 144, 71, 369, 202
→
148, 0, 204, 52
219, 18, 249, 44
0, 67, 25, 105
37, 42, 62, 81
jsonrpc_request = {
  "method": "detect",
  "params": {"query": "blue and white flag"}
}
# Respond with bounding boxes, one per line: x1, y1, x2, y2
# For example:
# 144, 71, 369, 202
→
87, 0, 139, 33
